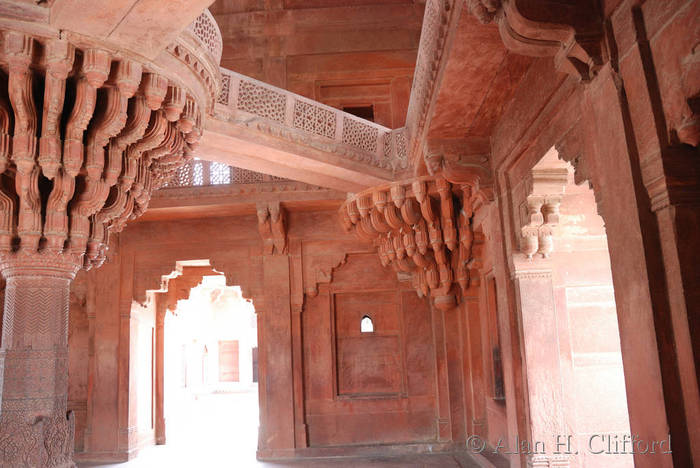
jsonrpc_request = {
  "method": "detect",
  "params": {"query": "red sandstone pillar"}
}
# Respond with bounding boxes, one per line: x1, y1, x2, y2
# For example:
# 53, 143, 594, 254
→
513, 267, 569, 468
0, 259, 80, 467
155, 301, 166, 445
256, 255, 295, 458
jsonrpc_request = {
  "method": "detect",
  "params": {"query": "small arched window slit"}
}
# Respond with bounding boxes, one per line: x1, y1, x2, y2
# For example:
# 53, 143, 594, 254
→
360, 315, 374, 333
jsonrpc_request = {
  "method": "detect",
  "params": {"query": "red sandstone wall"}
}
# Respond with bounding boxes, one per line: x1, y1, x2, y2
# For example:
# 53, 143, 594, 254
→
303, 252, 437, 446
210, 1, 423, 127
70, 209, 457, 460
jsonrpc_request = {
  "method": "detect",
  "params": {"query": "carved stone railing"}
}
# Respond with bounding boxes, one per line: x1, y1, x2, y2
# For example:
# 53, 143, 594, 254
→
187, 9, 223, 65
164, 159, 286, 188
166, 9, 222, 114
215, 68, 409, 172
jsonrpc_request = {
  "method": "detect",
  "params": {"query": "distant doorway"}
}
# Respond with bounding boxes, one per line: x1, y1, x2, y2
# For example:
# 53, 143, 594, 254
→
162, 277, 260, 466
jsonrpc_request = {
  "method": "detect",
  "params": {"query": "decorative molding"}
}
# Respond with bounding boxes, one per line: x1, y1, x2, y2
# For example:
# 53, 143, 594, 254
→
165, 9, 222, 115
527, 453, 570, 468
155, 180, 334, 202
511, 269, 553, 280
405, 0, 460, 168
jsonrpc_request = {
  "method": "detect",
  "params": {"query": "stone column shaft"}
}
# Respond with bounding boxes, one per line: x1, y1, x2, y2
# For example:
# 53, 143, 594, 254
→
0, 268, 77, 468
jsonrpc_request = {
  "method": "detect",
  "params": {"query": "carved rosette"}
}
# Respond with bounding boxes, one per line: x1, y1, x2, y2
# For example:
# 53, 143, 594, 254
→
0, 31, 203, 272
340, 175, 489, 310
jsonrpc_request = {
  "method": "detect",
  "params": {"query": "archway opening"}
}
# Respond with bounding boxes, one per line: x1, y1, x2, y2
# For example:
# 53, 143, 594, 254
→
119, 261, 261, 467
514, 147, 633, 467
162, 276, 259, 465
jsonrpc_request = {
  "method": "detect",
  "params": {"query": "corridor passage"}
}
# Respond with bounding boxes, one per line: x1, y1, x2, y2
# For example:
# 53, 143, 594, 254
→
78, 389, 481, 468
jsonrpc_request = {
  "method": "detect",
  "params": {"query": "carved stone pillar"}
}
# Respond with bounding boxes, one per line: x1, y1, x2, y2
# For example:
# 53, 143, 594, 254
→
0, 26, 204, 464
0, 258, 79, 467
154, 300, 166, 445
512, 268, 569, 468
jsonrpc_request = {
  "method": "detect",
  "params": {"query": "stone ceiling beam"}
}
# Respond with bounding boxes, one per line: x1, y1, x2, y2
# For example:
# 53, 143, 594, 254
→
200, 119, 391, 193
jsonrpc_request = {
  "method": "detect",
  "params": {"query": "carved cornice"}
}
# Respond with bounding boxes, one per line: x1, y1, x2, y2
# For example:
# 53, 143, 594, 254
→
340, 175, 490, 310
165, 32, 221, 115
155, 180, 332, 200
405, 0, 461, 169
0, 30, 202, 274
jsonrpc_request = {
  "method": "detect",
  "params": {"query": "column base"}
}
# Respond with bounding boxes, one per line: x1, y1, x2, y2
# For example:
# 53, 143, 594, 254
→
0, 410, 76, 467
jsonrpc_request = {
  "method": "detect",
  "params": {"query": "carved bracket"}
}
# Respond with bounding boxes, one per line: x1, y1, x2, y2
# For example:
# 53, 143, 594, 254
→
340, 175, 490, 310
257, 201, 287, 255
465, 0, 605, 82
156, 265, 220, 313
0, 31, 204, 275
518, 158, 567, 259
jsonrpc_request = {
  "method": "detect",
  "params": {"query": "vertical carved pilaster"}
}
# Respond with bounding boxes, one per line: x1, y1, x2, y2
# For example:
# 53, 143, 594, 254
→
513, 269, 569, 468
154, 298, 166, 445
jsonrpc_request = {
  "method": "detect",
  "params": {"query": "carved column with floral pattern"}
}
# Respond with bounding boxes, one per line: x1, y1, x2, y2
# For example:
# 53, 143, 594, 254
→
0, 27, 205, 466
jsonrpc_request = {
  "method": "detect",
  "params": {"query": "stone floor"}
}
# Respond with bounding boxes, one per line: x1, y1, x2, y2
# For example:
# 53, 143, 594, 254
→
78, 390, 483, 468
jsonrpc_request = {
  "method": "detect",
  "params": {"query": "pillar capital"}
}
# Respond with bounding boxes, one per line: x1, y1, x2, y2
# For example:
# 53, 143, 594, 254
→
0, 252, 81, 280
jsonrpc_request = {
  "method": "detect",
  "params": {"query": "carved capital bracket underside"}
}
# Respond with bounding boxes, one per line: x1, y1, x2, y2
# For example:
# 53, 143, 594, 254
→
464, 0, 605, 82
340, 174, 492, 310
257, 201, 287, 255
0, 30, 204, 274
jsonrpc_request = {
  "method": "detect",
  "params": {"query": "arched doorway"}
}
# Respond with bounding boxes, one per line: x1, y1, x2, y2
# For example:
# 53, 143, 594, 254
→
161, 276, 259, 466
510, 148, 633, 467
